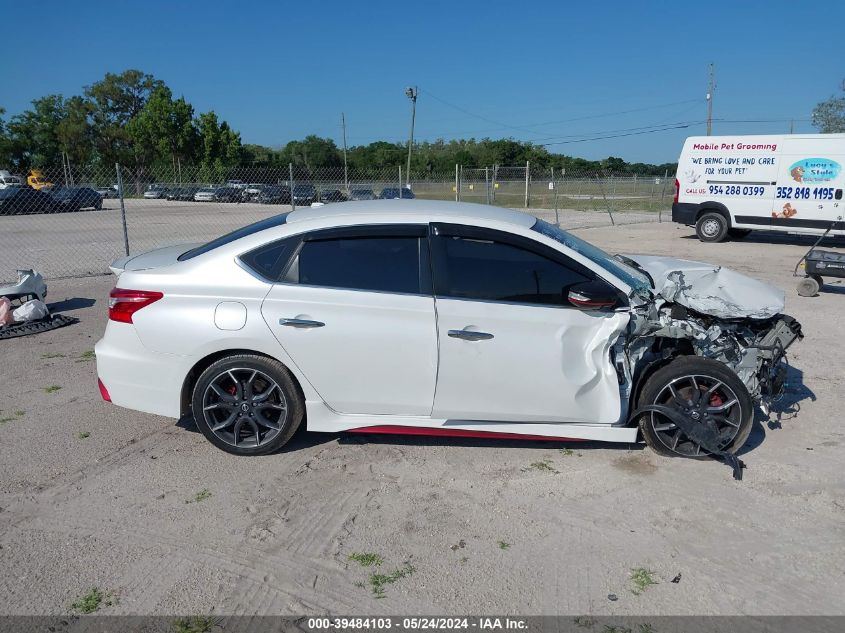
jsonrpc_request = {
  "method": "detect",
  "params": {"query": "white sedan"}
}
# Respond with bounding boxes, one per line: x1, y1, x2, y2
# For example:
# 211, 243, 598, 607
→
95, 201, 801, 474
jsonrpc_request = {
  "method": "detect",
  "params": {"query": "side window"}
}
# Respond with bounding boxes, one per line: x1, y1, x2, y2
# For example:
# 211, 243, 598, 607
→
435, 236, 589, 306
289, 236, 426, 294
239, 237, 298, 281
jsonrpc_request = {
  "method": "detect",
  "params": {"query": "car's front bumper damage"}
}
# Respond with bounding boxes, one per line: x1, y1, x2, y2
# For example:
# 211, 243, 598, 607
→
610, 255, 804, 478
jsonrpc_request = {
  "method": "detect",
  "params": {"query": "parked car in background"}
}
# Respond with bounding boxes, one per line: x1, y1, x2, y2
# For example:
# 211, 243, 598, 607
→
50, 187, 103, 211
292, 184, 317, 206
319, 189, 347, 203
379, 187, 415, 199
194, 186, 241, 203
226, 180, 246, 189
143, 185, 169, 199
215, 186, 242, 203
95, 187, 117, 199
349, 188, 375, 201
0, 187, 56, 215
257, 185, 291, 205
194, 187, 218, 202
0, 170, 24, 189
166, 187, 200, 201
242, 184, 266, 201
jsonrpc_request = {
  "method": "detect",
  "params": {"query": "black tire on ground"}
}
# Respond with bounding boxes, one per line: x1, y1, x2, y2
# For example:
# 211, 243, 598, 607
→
638, 356, 753, 457
797, 276, 820, 297
191, 353, 304, 456
94, 199, 102, 210
695, 211, 730, 242
728, 228, 751, 239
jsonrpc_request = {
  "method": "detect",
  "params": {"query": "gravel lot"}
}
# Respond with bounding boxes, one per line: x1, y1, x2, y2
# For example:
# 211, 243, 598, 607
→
0, 221, 843, 617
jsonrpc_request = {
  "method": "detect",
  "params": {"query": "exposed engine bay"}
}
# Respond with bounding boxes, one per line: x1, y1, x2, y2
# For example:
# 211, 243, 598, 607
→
610, 255, 803, 478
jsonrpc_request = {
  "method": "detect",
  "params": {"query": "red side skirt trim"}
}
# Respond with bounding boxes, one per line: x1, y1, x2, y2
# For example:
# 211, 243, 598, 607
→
345, 425, 583, 442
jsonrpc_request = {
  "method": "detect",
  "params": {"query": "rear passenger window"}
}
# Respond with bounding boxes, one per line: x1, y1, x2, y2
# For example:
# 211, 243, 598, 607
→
436, 237, 588, 305
291, 237, 424, 294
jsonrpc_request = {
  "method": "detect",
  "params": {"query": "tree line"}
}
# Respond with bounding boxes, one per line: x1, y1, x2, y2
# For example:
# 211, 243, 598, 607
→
1, 69, 683, 180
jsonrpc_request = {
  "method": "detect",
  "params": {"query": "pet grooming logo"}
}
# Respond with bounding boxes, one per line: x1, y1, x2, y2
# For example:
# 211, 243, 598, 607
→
789, 158, 840, 184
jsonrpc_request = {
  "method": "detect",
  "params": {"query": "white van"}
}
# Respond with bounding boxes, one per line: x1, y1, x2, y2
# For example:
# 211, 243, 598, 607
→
672, 134, 845, 241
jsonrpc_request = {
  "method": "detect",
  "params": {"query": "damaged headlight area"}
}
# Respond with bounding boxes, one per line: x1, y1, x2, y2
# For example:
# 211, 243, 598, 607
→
624, 303, 803, 406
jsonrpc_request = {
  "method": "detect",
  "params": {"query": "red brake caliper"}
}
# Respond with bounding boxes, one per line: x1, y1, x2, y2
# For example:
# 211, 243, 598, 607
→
709, 392, 724, 407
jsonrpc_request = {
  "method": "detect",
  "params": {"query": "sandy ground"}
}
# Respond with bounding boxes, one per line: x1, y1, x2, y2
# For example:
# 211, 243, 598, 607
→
0, 221, 843, 617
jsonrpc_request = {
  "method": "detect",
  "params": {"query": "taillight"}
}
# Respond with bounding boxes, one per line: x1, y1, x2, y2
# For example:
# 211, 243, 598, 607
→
98, 377, 112, 402
673, 178, 680, 204
108, 288, 163, 323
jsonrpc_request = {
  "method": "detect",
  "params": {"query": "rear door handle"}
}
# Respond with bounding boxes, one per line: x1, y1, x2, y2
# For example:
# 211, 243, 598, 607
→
279, 318, 325, 328
448, 329, 494, 341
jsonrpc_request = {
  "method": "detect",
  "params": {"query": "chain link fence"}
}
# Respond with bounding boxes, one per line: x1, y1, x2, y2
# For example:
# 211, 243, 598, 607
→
0, 162, 673, 281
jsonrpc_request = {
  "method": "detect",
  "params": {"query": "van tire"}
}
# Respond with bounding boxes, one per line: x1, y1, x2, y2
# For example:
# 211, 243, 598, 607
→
696, 212, 729, 242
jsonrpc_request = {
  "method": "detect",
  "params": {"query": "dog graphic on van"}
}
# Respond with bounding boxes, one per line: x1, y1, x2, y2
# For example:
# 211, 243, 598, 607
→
773, 203, 798, 219
790, 166, 805, 183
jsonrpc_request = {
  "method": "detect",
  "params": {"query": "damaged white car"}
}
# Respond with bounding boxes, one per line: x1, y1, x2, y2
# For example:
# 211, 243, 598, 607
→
95, 201, 802, 477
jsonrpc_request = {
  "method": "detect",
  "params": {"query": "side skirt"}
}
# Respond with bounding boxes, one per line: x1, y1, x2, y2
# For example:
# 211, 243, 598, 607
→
304, 400, 640, 443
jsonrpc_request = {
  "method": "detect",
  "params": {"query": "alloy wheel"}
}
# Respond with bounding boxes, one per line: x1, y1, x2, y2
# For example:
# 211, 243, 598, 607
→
649, 374, 743, 457
202, 367, 288, 448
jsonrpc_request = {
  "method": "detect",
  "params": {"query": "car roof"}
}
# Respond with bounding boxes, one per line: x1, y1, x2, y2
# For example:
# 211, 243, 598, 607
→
286, 199, 535, 229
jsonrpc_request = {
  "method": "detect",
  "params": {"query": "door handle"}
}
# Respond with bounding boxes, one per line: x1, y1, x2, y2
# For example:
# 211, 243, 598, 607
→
279, 318, 325, 328
448, 329, 493, 341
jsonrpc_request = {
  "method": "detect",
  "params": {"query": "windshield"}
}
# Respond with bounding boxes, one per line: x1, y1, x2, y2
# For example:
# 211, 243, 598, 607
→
531, 219, 651, 294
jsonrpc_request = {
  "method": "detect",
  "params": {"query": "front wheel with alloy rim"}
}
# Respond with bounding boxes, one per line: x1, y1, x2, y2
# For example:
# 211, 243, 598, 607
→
695, 211, 729, 242
638, 356, 753, 457
191, 354, 304, 455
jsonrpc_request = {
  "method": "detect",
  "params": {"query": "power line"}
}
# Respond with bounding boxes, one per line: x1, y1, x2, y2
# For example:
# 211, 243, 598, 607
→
418, 88, 702, 137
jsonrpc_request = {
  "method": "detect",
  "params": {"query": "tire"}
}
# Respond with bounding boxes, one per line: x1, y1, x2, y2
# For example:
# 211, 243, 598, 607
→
797, 276, 820, 297
695, 211, 729, 242
191, 353, 304, 456
94, 199, 102, 210
728, 228, 751, 239
638, 356, 753, 458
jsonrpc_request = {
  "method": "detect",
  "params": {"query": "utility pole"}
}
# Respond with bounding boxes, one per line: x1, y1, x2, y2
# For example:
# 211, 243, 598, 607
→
341, 112, 349, 193
405, 86, 417, 189
706, 63, 715, 136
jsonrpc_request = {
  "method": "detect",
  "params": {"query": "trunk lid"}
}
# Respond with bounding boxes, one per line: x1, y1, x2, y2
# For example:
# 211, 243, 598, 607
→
109, 243, 200, 275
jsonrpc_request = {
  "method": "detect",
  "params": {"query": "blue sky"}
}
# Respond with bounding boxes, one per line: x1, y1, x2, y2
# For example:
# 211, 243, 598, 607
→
3, 0, 843, 163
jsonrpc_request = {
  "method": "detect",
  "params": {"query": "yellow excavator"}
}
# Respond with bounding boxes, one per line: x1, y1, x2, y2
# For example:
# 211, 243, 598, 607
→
27, 169, 54, 190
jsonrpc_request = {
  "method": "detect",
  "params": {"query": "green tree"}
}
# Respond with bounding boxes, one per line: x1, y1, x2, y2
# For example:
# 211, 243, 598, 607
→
812, 80, 845, 133
85, 69, 164, 167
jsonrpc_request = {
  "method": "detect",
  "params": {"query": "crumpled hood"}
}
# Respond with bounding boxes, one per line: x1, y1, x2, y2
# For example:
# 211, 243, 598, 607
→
624, 254, 785, 319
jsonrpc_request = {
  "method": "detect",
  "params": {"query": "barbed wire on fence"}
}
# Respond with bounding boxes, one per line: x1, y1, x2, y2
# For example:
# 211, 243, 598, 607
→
0, 162, 673, 281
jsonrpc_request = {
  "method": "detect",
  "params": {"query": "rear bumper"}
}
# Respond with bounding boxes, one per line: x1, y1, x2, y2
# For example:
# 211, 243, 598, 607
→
672, 202, 697, 225
95, 322, 184, 418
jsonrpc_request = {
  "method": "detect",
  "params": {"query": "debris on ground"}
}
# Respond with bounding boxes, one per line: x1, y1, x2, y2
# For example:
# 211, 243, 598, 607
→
0, 270, 78, 340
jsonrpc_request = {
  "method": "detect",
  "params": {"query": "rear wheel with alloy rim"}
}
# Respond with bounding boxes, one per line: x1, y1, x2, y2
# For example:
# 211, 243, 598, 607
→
638, 356, 753, 457
191, 354, 304, 455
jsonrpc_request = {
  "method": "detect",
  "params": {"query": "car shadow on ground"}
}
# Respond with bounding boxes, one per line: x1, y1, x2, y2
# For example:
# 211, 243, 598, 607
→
47, 297, 96, 312
739, 364, 816, 456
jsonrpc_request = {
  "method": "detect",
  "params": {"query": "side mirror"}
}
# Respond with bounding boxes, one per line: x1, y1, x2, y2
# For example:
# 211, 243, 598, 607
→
567, 280, 620, 310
